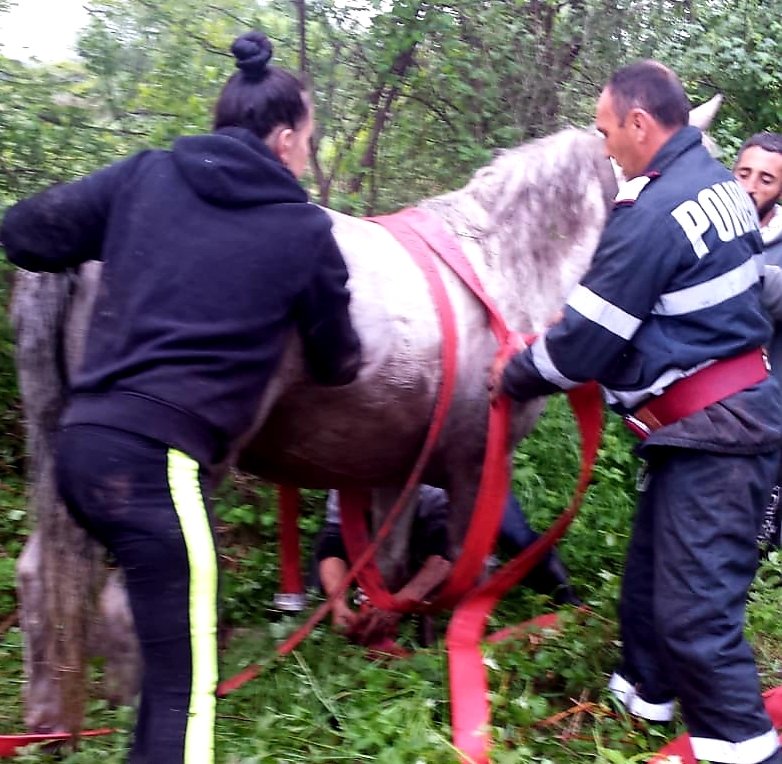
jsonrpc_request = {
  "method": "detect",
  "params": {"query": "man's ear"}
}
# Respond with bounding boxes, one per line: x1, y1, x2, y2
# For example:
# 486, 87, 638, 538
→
628, 107, 648, 141
630, 107, 660, 145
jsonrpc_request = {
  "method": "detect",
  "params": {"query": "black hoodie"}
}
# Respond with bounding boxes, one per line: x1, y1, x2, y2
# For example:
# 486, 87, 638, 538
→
1, 127, 362, 466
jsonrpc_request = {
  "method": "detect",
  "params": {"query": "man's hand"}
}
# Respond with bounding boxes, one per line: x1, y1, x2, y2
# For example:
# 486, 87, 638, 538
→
331, 598, 358, 633
348, 605, 402, 645
348, 555, 452, 645
319, 556, 359, 633
488, 333, 527, 403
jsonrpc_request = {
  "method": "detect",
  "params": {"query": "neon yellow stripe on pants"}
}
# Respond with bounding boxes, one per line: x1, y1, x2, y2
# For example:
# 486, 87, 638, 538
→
167, 449, 218, 764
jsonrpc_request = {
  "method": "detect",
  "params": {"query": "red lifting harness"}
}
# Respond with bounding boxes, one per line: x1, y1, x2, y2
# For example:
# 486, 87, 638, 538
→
251, 208, 605, 764
340, 208, 518, 614
447, 381, 601, 763
273, 484, 307, 612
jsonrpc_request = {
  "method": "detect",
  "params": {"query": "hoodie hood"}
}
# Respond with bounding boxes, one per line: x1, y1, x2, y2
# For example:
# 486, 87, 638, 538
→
172, 126, 308, 207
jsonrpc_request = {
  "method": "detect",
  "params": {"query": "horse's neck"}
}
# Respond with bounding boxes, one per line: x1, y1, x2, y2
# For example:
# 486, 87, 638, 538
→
417, 196, 578, 335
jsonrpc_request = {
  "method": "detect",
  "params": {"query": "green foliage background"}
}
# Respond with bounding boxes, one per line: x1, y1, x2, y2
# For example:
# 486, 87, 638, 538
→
0, 0, 781, 761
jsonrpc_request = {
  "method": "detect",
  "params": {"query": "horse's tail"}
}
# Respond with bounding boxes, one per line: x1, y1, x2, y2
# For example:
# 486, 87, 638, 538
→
12, 269, 104, 736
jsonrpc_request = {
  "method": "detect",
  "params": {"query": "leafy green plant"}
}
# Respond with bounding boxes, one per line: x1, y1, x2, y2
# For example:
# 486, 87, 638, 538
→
1, 392, 781, 762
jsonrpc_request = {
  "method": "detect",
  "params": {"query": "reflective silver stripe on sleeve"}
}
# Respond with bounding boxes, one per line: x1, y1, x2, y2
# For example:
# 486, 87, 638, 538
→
754, 252, 766, 277
567, 285, 641, 340
651, 258, 759, 316
690, 728, 780, 764
530, 336, 580, 390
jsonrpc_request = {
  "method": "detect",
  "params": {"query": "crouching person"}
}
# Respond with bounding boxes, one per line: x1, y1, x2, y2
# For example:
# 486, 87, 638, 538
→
315, 486, 580, 644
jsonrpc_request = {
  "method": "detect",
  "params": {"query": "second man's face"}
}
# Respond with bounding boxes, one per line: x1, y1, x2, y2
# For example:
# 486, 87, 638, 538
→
734, 145, 782, 226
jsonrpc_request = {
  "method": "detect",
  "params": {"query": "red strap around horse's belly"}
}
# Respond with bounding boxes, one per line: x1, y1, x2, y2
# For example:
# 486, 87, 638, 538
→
339, 209, 516, 612
277, 484, 304, 599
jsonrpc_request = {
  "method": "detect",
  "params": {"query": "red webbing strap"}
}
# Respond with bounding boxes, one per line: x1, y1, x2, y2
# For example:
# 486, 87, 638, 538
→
649, 685, 782, 763
336, 210, 461, 612
399, 208, 508, 338
429, 394, 512, 609
638, 347, 768, 427
0, 729, 116, 758
340, 209, 515, 612
374, 209, 523, 608
384, 209, 518, 607
339, 488, 402, 611
277, 484, 304, 598
448, 381, 603, 764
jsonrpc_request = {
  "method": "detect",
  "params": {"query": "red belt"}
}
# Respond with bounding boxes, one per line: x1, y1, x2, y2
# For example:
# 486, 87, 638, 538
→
624, 347, 770, 439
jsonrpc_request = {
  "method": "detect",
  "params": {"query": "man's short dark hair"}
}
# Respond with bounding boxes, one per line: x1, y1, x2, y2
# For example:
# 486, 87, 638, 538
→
738, 132, 782, 159
607, 60, 691, 129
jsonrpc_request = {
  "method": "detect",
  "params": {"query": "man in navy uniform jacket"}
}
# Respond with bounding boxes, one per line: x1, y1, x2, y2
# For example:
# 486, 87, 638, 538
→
494, 61, 782, 764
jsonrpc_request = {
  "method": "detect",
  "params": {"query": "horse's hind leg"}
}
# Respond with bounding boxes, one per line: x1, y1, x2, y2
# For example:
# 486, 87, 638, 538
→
18, 531, 140, 729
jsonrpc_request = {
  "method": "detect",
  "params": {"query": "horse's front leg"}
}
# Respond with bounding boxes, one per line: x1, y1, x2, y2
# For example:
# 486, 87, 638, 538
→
16, 530, 64, 732
370, 485, 420, 593
92, 570, 140, 708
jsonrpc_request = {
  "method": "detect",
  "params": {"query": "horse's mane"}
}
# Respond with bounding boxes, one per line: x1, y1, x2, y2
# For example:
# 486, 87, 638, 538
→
421, 127, 614, 256
418, 128, 616, 328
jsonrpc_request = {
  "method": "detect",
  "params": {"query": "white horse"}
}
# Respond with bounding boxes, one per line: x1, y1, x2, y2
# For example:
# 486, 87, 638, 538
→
11, 97, 723, 732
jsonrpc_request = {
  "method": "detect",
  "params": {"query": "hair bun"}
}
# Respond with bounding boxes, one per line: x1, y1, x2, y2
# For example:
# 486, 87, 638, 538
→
231, 31, 273, 79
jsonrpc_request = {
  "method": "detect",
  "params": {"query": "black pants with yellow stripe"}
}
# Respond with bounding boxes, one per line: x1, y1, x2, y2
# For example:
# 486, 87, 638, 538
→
56, 424, 219, 764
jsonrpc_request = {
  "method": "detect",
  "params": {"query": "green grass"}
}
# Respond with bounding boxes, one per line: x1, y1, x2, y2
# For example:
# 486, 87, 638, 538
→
1, 398, 782, 762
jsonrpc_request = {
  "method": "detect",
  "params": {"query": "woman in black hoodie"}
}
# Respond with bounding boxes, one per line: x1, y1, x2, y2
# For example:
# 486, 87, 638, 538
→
1, 31, 361, 764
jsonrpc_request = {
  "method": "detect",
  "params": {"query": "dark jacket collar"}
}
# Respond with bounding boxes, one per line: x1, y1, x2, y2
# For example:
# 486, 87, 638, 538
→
644, 125, 704, 176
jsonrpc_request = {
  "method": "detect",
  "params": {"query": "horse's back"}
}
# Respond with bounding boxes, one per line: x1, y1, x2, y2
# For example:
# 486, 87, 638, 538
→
241, 209, 495, 487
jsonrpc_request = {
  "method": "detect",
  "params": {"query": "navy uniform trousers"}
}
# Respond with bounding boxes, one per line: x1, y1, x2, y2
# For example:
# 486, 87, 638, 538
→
56, 424, 219, 764
613, 445, 782, 764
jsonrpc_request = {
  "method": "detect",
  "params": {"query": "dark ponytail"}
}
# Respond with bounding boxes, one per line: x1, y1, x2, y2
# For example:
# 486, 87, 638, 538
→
214, 30, 309, 140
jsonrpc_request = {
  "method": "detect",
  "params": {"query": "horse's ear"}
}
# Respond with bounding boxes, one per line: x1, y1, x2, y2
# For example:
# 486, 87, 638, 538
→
689, 93, 723, 131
